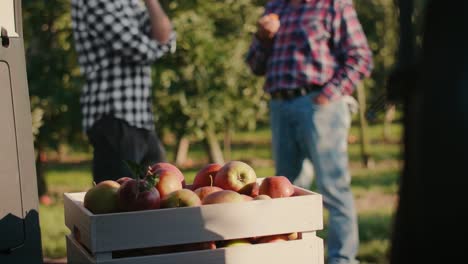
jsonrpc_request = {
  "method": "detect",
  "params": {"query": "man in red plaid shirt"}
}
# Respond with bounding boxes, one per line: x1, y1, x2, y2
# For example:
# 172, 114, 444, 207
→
246, 0, 373, 263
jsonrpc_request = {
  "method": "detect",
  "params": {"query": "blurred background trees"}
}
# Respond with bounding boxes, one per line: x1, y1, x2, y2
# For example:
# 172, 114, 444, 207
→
23, 0, 412, 164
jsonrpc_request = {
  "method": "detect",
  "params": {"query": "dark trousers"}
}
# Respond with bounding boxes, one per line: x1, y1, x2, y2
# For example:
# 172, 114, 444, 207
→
87, 116, 166, 184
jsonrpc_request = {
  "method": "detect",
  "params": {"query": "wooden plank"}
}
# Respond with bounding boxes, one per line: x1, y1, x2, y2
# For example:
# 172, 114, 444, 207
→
64, 179, 323, 253
65, 190, 322, 253
67, 235, 95, 264
64, 193, 96, 252
66, 235, 323, 264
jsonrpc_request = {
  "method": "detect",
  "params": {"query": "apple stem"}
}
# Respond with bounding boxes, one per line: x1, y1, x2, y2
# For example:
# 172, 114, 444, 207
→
209, 174, 213, 187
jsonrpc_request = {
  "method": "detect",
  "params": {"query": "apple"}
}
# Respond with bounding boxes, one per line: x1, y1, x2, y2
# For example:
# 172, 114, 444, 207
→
202, 190, 245, 205
255, 234, 289, 244
191, 163, 222, 190
214, 161, 257, 192
152, 168, 183, 198
117, 179, 161, 211
174, 241, 217, 252
116, 176, 133, 185
149, 162, 186, 187
193, 186, 223, 201
161, 189, 201, 208
84, 180, 120, 214
241, 194, 254, 201
223, 238, 252, 247
238, 182, 260, 197
259, 176, 295, 198
287, 232, 300, 240
253, 194, 271, 200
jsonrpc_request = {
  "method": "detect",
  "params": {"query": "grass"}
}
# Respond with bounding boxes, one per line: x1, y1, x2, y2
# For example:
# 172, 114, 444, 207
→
39, 122, 403, 263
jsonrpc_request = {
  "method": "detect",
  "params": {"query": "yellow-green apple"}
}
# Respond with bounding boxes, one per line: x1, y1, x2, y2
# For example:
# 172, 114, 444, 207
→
241, 194, 254, 201
253, 194, 271, 200
223, 238, 252, 247
214, 161, 257, 192
152, 168, 183, 198
287, 232, 300, 240
117, 179, 161, 211
161, 189, 201, 208
194, 186, 223, 201
84, 180, 120, 214
191, 163, 222, 190
202, 190, 245, 205
259, 176, 295, 198
150, 162, 186, 187
238, 182, 260, 197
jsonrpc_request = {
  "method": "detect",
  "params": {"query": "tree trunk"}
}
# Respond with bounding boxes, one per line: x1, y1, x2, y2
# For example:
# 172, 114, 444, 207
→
203, 128, 224, 164
356, 84, 374, 168
35, 146, 47, 197
223, 121, 232, 162
383, 104, 396, 142
174, 136, 190, 167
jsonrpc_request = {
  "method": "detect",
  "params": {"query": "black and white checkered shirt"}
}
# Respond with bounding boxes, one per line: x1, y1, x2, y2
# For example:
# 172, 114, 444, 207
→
71, 0, 176, 132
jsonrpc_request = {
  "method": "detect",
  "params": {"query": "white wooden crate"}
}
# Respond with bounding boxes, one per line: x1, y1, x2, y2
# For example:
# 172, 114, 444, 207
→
64, 181, 324, 264
66, 232, 324, 264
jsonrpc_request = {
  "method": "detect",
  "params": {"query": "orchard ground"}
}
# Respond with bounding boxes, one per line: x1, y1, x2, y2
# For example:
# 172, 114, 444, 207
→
40, 122, 402, 264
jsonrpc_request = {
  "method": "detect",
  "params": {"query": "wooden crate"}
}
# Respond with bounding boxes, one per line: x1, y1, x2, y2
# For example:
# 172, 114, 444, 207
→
64, 182, 324, 264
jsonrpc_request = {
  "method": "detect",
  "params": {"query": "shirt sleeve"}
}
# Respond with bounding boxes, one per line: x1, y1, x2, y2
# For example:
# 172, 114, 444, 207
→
245, 4, 275, 76
86, 0, 176, 65
322, 0, 373, 100
246, 38, 273, 76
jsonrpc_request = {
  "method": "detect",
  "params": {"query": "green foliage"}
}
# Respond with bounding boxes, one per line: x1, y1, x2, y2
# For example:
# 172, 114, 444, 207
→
23, 0, 86, 151
153, 0, 268, 140
22, 0, 414, 154
354, 0, 398, 103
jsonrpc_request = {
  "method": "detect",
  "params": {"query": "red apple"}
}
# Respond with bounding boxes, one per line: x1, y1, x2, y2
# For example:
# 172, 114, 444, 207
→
161, 189, 201, 208
214, 161, 257, 192
149, 162, 186, 187
117, 179, 161, 211
259, 176, 295, 198
153, 168, 183, 198
116, 177, 133, 185
84, 180, 120, 214
238, 182, 260, 197
202, 190, 245, 205
255, 234, 289, 244
193, 186, 223, 201
191, 163, 222, 190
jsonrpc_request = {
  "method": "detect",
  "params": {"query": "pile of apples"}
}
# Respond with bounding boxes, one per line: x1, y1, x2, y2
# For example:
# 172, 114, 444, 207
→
82, 160, 299, 252
83, 160, 296, 214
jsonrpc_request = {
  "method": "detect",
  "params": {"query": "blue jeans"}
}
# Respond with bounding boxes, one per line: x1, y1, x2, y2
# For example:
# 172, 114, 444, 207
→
270, 92, 359, 264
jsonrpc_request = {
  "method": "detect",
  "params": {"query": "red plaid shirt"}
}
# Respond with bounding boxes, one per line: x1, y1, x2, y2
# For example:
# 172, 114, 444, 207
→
246, 0, 373, 100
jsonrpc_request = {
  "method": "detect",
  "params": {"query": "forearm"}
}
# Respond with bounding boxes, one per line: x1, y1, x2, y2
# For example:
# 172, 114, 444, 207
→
246, 38, 273, 76
144, 0, 172, 44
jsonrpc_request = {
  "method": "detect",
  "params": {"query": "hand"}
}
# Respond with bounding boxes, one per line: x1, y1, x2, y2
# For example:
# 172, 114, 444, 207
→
256, 14, 280, 42
314, 94, 330, 105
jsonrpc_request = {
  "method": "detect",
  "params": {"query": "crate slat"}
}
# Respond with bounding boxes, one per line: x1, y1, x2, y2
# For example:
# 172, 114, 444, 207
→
64, 187, 323, 253
66, 234, 323, 264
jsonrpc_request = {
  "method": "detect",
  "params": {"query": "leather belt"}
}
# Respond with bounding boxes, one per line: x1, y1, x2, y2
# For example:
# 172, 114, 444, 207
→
269, 85, 323, 100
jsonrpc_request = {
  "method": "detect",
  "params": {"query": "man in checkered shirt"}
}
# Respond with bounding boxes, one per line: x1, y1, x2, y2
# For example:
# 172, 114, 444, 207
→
246, 0, 373, 263
71, 0, 176, 183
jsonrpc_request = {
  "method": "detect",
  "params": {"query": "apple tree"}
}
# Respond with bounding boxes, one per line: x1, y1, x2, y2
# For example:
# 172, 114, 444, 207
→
154, 0, 269, 163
